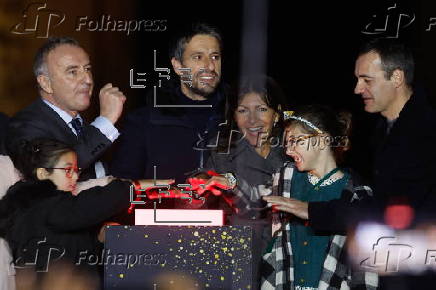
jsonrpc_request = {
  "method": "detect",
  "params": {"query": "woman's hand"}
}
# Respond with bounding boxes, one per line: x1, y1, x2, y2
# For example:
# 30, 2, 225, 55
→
188, 175, 231, 196
262, 196, 309, 220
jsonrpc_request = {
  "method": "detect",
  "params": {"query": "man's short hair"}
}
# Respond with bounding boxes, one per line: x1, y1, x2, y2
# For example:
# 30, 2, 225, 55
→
33, 37, 80, 78
169, 23, 222, 62
359, 38, 415, 87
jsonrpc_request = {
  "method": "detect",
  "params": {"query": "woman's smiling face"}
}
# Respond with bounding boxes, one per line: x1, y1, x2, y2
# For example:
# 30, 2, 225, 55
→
234, 92, 278, 148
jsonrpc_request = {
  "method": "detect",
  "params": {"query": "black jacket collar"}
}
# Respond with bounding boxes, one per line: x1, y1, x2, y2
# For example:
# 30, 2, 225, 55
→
2, 180, 62, 212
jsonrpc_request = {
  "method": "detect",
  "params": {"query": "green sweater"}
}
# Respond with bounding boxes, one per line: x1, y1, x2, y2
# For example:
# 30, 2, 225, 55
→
290, 170, 349, 288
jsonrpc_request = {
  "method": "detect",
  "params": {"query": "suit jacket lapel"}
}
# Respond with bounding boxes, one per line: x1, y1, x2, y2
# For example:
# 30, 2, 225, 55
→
36, 99, 78, 144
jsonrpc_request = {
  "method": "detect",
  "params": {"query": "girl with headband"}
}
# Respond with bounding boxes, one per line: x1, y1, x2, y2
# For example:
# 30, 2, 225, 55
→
261, 105, 378, 289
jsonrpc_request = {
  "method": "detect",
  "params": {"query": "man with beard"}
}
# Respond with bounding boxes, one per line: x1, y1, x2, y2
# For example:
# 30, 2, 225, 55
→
7, 37, 126, 181
111, 23, 226, 184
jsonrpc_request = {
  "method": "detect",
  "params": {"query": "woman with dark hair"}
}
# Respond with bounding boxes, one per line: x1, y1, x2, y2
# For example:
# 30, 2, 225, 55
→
261, 105, 377, 289
189, 75, 291, 289
0, 138, 173, 288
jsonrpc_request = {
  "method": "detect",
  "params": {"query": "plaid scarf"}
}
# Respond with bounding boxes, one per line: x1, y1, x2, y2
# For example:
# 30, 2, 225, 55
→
226, 177, 272, 217
261, 162, 378, 290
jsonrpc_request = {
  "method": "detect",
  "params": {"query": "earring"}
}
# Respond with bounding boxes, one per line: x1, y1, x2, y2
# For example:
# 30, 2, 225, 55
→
273, 115, 279, 127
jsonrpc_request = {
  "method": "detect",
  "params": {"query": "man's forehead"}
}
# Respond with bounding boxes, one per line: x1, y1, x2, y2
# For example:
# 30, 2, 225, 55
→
357, 52, 381, 66
355, 51, 382, 74
185, 34, 221, 53
47, 44, 90, 66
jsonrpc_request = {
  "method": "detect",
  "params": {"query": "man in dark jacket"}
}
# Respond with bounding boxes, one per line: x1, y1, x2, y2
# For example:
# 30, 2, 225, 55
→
110, 23, 226, 184
259, 38, 436, 290
6, 37, 126, 181
272, 39, 436, 230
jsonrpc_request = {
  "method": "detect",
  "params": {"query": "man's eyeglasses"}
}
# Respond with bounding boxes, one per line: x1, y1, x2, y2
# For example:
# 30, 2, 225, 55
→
46, 167, 82, 178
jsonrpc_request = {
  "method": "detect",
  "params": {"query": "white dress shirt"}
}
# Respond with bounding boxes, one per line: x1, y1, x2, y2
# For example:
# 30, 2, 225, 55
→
42, 99, 120, 177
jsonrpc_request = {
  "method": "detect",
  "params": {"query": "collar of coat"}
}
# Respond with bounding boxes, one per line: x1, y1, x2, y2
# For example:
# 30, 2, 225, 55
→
273, 162, 373, 219
0, 180, 64, 238
146, 80, 227, 117
1, 180, 63, 214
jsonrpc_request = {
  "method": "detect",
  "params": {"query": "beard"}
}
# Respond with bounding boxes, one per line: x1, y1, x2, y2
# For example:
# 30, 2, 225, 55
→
186, 83, 217, 98
184, 70, 221, 98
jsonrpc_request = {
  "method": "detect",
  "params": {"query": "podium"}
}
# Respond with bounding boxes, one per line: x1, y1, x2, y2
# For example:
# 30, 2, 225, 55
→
104, 225, 252, 289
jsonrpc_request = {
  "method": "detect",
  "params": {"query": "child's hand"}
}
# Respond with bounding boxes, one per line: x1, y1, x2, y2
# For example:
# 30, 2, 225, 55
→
262, 196, 309, 220
137, 179, 175, 189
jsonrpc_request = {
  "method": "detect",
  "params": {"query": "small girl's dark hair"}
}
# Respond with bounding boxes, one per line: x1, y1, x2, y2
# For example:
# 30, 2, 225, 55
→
10, 138, 74, 181
284, 104, 352, 164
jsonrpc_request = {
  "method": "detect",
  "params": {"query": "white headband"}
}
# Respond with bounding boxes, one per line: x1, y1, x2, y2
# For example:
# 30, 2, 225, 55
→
283, 111, 323, 134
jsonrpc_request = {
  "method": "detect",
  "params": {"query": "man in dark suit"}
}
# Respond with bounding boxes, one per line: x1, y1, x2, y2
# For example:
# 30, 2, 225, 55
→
110, 23, 226, 184
7, 37, 126, 180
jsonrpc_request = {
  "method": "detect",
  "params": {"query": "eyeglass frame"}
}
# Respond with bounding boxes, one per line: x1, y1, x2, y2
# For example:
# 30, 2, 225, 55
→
44, 166, 82, 178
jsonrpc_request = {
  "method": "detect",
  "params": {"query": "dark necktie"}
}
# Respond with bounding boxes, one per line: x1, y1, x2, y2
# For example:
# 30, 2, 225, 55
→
70, 118, 84, 137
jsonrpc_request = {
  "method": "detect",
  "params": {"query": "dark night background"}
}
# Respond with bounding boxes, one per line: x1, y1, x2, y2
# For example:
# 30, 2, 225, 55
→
1, 0, 435, 177
1, 1, 436, 289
